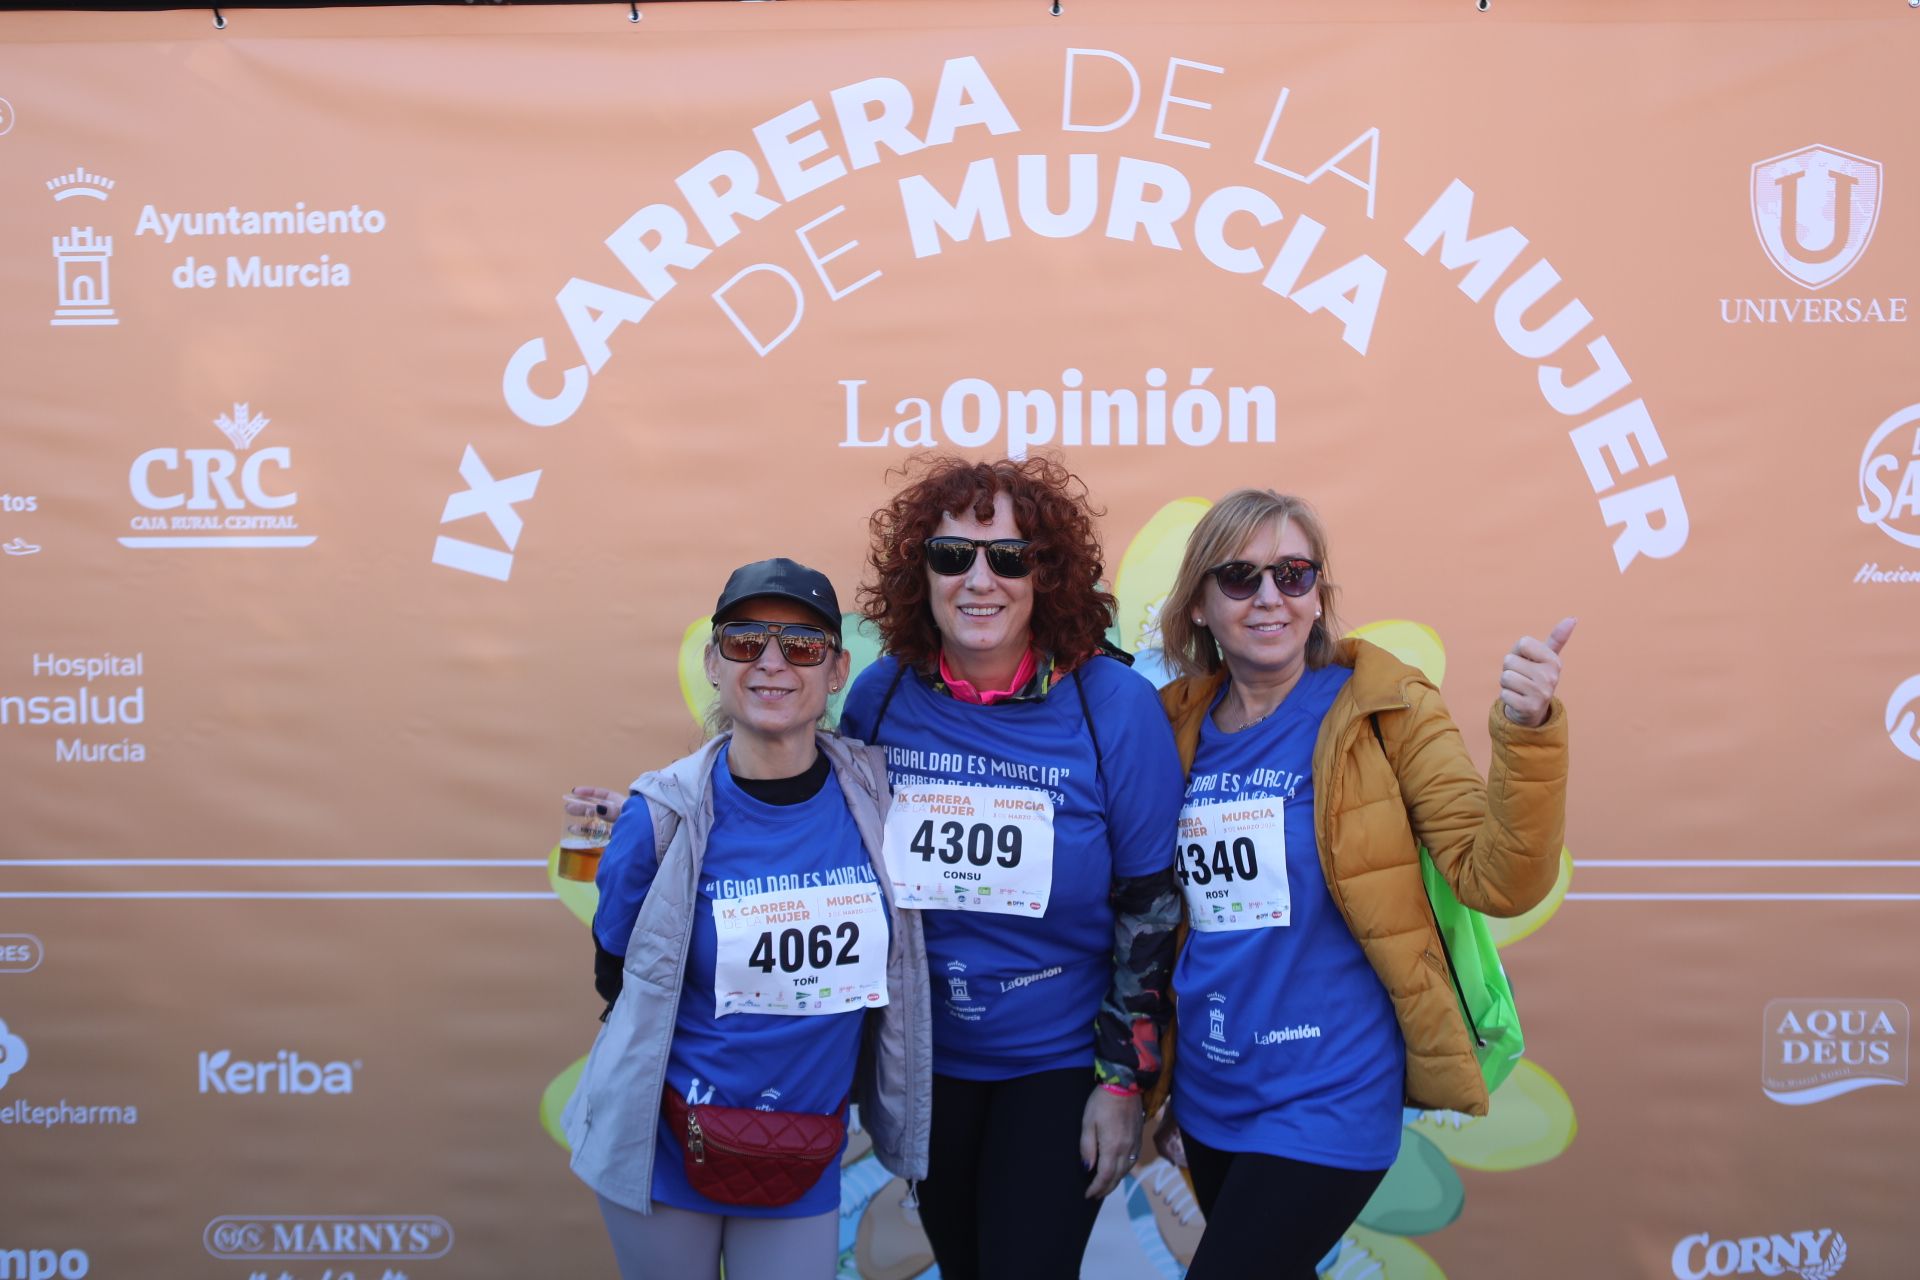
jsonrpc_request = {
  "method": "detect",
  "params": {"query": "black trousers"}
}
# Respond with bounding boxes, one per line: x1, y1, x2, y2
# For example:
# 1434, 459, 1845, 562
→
1181, 1129, 1389, 1280
915, 1068, 1103, 1280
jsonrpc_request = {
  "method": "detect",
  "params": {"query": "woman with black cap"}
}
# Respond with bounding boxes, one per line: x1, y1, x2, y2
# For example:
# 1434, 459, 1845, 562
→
561, 558, 930, 1280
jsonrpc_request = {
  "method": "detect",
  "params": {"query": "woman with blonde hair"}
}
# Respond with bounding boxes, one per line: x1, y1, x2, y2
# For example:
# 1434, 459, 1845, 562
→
1149, 489, 1573, 1278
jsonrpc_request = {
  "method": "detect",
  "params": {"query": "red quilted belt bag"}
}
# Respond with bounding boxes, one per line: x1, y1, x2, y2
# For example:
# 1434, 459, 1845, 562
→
662, 1085, 848, 1208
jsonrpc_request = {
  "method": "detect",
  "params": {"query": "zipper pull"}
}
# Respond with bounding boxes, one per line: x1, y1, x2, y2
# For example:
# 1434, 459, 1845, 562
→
687, 1110, 706, 1163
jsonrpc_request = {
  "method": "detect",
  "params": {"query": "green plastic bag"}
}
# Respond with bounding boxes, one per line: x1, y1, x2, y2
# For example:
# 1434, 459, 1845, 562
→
1420, 848, 1524, 1096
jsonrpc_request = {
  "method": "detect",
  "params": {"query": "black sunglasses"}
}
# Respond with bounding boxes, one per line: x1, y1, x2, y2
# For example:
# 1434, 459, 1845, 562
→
1206, 558, 1321, 600
714, 620, 838, 667
923, 536, 1033, 579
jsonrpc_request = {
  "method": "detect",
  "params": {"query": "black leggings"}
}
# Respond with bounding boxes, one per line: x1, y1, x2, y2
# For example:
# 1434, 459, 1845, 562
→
915, 1068, 1103, 1280
1181, 1129, 1389, 1280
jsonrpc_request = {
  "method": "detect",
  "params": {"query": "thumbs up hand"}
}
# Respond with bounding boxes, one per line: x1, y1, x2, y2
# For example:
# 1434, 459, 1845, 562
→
1499, 617, 1577, 727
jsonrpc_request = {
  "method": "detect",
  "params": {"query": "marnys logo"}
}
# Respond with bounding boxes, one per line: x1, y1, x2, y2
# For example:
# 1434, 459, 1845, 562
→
1672, 1228, 1847, 1280
1721, 145, 1904, 327
0, 1247, 90, 1279
1855, 403, 1920, 559
197, 1049, 359, 1096
120, 403, 315, 551
1762, 999, 1908, 1105
204, 1216, 453, 1261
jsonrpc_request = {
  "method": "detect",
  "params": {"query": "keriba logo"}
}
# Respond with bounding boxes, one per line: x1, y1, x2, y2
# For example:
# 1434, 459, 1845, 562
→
198, 1049, 359, 1096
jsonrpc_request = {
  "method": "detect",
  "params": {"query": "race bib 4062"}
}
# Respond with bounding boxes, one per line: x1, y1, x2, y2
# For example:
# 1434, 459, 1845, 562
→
711, 881, 890, 1017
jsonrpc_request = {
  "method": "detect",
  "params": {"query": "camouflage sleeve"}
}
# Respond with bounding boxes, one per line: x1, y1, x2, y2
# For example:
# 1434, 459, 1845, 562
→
1093, 867, 1180, 1093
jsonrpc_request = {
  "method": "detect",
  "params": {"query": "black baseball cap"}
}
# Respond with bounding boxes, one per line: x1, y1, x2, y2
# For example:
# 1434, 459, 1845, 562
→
713, 558, 842, 639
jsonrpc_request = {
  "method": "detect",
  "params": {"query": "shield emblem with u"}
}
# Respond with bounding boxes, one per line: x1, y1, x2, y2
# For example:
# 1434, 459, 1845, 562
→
1750, 144, 1884, 291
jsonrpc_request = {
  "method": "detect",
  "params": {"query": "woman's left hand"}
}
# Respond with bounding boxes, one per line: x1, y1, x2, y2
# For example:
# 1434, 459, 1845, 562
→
1499, 617, 1577, 727
1080, 1085, 1144, 1199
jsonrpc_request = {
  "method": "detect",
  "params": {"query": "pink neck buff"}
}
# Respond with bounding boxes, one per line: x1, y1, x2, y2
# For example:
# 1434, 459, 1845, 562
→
938, 648, 1038, 705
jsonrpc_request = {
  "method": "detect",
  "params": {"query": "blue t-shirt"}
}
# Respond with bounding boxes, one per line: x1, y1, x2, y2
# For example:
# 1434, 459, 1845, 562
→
838, 655, 1182, 1079
1171, 664, 1404, 1171
592, 751, 881, 1217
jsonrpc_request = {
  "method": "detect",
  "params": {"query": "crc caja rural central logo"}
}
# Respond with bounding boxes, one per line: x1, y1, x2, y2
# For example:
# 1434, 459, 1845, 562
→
121, 403, 315, 550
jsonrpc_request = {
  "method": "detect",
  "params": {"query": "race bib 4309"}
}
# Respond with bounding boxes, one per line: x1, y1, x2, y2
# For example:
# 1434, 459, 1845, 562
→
711, 881, 890, 1017
1176, 798, 1290, 932
881, 783, 1056, 916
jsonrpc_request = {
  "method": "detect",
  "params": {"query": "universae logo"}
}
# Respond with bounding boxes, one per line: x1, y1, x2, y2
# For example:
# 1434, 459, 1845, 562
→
1751, 145, 1881, 292
1722, 145, 1904, 327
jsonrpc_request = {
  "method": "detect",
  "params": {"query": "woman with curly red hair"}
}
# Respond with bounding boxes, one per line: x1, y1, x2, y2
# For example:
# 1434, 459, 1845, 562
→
837, 455, 1183, 1280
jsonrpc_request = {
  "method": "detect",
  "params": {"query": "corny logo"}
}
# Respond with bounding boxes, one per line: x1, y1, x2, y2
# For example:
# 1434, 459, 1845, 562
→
1672, 1228, 1847, 1279
1762, 999, 1908, 1105
1751, 146, 1882, 291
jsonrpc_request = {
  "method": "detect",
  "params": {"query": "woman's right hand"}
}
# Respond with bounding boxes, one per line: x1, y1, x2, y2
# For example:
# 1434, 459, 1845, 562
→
565, 785, 624, 825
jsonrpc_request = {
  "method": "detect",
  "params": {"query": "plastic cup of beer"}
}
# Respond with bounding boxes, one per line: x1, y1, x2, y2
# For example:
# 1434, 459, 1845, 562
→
557, 794, 612, 882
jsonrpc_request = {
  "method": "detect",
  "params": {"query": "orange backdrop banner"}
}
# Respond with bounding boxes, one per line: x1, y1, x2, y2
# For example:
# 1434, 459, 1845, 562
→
0, 3, 1914, 1278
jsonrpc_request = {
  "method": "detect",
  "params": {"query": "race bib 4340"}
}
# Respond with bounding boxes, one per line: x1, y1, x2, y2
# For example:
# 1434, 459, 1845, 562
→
881, 783, 1056, 917
1176, 798, 1290, 932
711, 881, 890, 1017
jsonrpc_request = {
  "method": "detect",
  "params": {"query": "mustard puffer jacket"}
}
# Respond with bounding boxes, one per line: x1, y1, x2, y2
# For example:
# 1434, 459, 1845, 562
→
1155, 637, 1567, 1117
